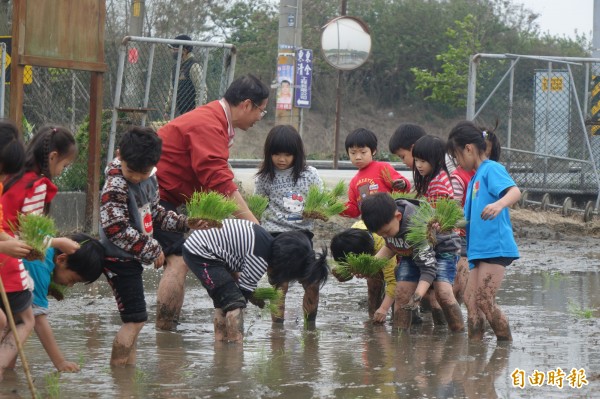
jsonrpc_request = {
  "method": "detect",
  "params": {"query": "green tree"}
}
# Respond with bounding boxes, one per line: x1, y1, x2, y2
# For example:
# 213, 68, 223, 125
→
411, 14, 480, 109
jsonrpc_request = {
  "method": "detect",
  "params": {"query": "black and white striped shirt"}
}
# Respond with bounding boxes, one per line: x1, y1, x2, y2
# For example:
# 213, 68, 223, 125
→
183, 219, 273, 291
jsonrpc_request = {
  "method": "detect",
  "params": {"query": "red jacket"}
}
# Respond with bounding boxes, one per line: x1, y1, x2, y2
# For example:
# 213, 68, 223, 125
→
156, 101, 238, 207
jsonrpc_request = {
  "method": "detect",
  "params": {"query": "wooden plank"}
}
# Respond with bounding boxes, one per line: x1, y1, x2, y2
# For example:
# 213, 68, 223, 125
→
19, 55, 107, 72
85, 71, 103, 234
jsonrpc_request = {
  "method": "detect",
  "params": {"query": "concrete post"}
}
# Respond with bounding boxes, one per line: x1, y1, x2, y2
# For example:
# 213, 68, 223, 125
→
275, 0, 302, 129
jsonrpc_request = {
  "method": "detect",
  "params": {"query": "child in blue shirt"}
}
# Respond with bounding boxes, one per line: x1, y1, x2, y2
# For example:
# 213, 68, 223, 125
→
20, 233, 104, 372
447, 120, 520, 341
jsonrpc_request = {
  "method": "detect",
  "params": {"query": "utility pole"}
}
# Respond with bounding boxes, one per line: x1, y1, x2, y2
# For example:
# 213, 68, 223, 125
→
275, 0, 302, 130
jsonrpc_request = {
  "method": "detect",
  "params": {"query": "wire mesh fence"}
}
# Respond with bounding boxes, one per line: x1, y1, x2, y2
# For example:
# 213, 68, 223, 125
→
106, 36, 236, 164
0, 36, 235, 193
467, 54, 600, 211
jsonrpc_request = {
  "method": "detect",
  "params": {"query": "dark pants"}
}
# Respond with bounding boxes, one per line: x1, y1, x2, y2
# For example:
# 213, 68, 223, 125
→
104, 259, 148, 323
182, 248, 246, 312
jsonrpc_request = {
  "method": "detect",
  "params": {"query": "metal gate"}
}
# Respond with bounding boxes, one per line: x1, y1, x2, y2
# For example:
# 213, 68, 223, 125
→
467, 54, 600, 219
107, 36, 236, 164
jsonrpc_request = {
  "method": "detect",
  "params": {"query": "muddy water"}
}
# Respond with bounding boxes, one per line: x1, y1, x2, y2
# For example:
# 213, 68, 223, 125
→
2, 235, 600, 398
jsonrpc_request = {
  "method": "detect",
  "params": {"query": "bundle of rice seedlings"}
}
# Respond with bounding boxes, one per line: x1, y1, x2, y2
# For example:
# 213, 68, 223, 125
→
185, 191, 238, 229
48, 280, 67, 301
302, 181, 347, 221
253, 287, 284, 316
332, 253, 388, 280
244, 194, 269, 221
12, 213, 57, 261
406, 198, 464, 249
390, 191, 417, 200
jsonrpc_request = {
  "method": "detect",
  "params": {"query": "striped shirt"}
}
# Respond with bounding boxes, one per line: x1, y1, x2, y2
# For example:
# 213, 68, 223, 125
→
425, 170, 454, 204
184, 219, 273, 292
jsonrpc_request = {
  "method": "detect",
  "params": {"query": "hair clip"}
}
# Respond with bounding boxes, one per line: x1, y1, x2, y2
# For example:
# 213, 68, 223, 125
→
52, 127, 57, 133
482, 130, 488, 139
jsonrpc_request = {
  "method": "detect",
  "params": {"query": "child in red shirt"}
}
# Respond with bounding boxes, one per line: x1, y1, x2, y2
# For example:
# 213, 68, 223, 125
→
341, 128, 411, 218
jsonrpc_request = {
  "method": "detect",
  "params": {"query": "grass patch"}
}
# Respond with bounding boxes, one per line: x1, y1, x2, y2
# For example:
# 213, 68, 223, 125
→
185, 191, 238, 228
11, 213, 57, 261
302, 180, 347, 221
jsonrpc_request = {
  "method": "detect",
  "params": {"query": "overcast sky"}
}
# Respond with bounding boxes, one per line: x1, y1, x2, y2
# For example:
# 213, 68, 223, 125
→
517, 0, 593, 39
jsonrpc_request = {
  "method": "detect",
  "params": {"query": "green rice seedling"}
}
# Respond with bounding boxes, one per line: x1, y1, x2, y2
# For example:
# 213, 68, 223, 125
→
406, 198, 464, 249
390, 191, 417, 200
185, 191, 238, 228
302, 181, 347, 221
567, 301, 595, 319
253, 287, 284, 317
48, 280, 68, 301
245, 194, 269, 221
12, 213, 57, 261
44, 372, 61, 398
333, 253, 388, 278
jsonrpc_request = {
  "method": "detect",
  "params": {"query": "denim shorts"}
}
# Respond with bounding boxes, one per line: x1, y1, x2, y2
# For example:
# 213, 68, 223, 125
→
395, 253, 458, 284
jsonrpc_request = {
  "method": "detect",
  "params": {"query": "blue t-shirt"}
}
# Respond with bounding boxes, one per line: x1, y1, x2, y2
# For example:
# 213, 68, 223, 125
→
23, 248, 55, 309
464, 160, 519, 264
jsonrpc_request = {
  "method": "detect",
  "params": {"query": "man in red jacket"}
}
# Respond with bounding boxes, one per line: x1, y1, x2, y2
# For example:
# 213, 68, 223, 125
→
154, 74, 269, 330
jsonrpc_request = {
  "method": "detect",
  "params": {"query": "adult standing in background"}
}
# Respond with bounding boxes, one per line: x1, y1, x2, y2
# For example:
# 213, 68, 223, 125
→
164, 34, 206, 117
155, 74, 269, 330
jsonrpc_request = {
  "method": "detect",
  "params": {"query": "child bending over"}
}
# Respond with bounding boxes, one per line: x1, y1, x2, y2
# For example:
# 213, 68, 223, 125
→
360, 193, 464, 331
330, 221, 397, 320
16, 234, 104, 372
183, 219, 329, 342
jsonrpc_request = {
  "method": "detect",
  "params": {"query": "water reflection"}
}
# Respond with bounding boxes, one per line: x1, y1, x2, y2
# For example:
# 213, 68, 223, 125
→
1, 237, 600, 397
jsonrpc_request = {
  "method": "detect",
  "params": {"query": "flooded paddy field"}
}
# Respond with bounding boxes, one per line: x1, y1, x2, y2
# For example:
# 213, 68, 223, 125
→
2, 209, 600, 398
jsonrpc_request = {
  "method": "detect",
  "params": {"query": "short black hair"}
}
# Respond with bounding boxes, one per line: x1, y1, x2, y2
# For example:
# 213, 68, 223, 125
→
224, 74, 270, 107
118, 126, 162, 172
270, 231, 329, 288
389, 123, 427, 153
0, 120, 25, 175
56, 233, 105, 284
360, 193, 398, 232
330, 228, 375, 261
256, 125, 306, 184
345, 128, 378, 153
169, 34, 193, 52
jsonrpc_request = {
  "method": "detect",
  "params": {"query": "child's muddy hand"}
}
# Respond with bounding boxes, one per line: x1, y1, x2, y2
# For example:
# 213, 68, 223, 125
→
481, 203, 502, 220
52, 237, 80, 254
57, 360, 80, 372
0, 240, 31, 258
154, 252, 166, 269
372, 310, 387, 323
431, 222, 441, 232
392, 179, 406, 190
401, 293, 422, 311
249, 296, 265, 309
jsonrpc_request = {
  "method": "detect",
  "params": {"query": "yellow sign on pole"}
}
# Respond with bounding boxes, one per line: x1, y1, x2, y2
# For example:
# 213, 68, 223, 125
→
0, 36, 33, 85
